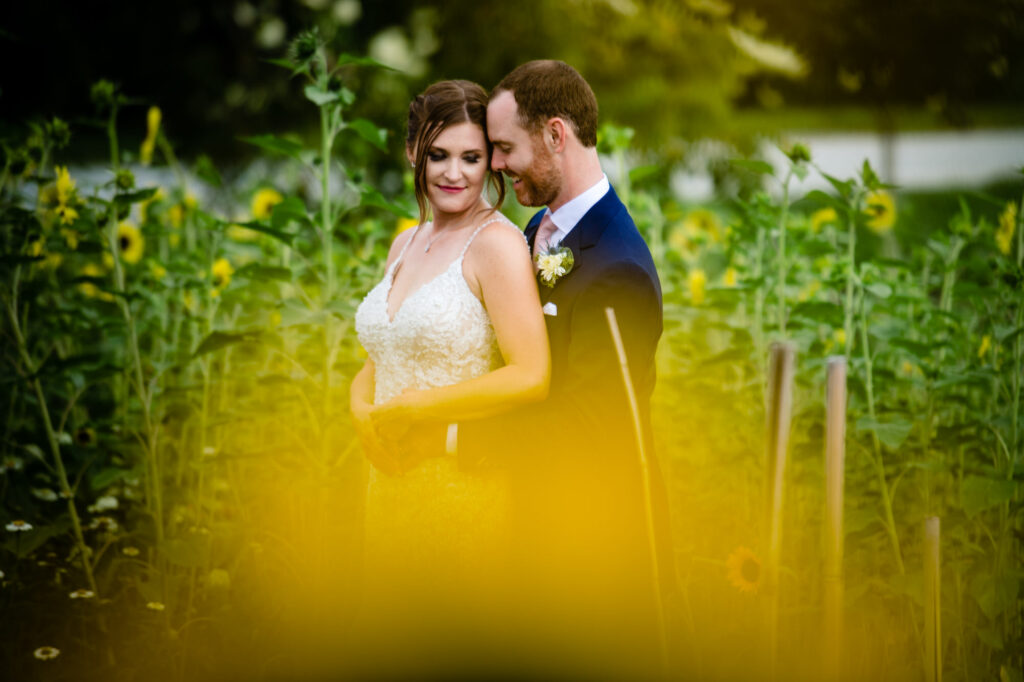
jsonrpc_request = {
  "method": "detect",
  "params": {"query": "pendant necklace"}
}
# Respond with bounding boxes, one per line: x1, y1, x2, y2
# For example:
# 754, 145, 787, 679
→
423, 226, 444, 253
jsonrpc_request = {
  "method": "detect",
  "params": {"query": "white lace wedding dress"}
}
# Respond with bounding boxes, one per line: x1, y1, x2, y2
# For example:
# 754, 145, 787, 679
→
353, 214, 525, 634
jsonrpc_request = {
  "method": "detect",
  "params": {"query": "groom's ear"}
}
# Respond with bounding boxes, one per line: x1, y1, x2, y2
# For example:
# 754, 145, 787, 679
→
544, 117, 569, 154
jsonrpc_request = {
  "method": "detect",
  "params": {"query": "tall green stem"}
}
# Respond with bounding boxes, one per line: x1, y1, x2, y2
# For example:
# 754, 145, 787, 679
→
776, 169, 793, 337
857, 284, 905, 575
105, 103, 163, 546
5, 269, 97, 594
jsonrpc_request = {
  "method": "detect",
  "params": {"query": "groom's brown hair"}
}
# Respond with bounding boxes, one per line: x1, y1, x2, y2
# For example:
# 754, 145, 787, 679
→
492, 60, 598, 147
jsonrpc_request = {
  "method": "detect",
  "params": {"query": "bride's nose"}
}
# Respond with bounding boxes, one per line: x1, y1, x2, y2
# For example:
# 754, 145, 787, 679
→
442, 158, 463, 181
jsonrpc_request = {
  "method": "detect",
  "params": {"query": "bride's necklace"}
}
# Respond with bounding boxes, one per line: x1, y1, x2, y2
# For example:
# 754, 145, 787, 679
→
423, 226, 445, 253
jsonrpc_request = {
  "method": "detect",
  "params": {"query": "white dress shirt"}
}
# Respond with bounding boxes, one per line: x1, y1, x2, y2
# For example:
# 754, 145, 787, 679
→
543, 174, 610, 246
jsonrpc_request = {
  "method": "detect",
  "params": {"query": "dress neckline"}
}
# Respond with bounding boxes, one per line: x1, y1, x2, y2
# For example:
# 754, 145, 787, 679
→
383, 215, 510, 325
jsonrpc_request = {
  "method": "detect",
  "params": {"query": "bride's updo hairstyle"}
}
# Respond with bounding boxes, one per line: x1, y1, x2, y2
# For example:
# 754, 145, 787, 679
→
406, 80, 505, 225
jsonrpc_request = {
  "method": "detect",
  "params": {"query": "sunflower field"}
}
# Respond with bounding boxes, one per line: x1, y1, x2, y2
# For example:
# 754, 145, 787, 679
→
1, 35, 1023, 682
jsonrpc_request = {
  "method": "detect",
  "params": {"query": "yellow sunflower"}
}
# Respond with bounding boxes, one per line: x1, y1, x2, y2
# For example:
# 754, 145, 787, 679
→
251, 188, 283, 220
79, 263, 113, 301
117, 221, 145, 264
211, 257, 234, 290
810, 207, 838, 233
683, 208, 723, 243
995, 201, 1017, 256
726, 546, 762, 594
140, 106, 161, 166
978, 335, 991, 359
167, 203, 185, 229
55, 165, 76, 205
688, 268, 707, 305
864, 191, 896, 234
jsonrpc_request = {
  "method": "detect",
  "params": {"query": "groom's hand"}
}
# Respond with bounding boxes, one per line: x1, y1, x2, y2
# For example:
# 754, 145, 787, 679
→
370, 387, 428, 445
395, 423, 448, 474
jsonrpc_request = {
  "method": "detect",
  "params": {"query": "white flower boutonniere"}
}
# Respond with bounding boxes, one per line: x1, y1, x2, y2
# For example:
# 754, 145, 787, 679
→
535, 242, 574, 288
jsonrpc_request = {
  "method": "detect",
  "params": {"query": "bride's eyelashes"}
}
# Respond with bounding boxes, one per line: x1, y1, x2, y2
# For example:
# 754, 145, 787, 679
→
427, 149, 483, 164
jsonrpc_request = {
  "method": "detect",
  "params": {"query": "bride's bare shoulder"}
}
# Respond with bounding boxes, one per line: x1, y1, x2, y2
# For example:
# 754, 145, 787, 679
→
467, 215, 528, 261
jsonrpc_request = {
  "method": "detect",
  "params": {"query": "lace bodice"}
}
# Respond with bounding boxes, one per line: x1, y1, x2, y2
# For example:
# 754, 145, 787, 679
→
355, 215, 526, 405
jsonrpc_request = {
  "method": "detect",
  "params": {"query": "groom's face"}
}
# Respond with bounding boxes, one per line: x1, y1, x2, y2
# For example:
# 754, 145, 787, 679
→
487, 91, 562, 208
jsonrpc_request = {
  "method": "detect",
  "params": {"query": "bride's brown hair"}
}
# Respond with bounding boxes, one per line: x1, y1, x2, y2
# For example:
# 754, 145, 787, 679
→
406, 80, 505, 226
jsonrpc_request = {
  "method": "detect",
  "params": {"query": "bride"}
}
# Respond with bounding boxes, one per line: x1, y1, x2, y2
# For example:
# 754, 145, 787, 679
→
349, 80, 549, 670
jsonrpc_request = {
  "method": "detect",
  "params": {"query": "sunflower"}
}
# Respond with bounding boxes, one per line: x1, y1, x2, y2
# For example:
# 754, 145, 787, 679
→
54, 165, 76, 205
79, 264, 113, 301
688, 268, 707, 305
683, 208, 724, 243
995, 202, 1017, 256
251, 187, 283, 221
978, 335, 991, 359
726, 546, 762, 594
140, 106, 161, 166
864, 191, 896, 234
117, 221, 145, 264
211, 257, 234, 290
810, 207, 838, 233
167, 203, 185, 229
73, 427, 96, 447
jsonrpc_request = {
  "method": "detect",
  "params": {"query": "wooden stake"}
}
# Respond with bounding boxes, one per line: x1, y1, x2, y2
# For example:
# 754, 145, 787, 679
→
924, 517, 942, 682
765, 342, 796, 679
604, 307, 669, 674
824, 356, 847, 681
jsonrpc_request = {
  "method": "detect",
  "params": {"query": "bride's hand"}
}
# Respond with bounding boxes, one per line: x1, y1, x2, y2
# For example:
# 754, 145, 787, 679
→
369, 388, 425, 446
352, 400, 402, 476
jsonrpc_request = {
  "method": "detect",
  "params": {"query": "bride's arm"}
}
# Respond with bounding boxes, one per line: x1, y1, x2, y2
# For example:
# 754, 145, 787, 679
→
371, 223, 549, 433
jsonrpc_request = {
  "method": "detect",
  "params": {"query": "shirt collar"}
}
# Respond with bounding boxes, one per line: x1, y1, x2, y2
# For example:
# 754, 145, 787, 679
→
545, 174, 610, 243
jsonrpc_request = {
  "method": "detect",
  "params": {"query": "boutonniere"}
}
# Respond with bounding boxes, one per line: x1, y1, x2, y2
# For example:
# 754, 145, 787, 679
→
535, 241, 574, 288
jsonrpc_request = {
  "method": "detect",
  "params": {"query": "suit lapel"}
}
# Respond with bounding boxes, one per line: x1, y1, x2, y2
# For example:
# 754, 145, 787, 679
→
537, 185, 624, 303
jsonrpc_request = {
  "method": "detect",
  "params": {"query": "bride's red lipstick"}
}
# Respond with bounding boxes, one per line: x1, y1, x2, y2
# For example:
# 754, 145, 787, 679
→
438, 185, 465, 193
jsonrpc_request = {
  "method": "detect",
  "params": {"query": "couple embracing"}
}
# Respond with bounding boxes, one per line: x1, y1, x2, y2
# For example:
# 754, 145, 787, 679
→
351, 60, 672, 679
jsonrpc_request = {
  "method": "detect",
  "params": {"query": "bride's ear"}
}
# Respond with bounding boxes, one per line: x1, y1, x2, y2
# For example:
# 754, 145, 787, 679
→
405, 145, 416, 169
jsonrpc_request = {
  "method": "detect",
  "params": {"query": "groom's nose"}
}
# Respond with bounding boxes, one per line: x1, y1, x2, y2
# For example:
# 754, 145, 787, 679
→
491, 150, 507, 173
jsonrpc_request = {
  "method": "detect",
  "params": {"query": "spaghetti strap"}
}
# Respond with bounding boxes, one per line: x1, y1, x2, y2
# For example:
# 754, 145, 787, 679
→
458, 214, 524, 258
389, 223, 423, 274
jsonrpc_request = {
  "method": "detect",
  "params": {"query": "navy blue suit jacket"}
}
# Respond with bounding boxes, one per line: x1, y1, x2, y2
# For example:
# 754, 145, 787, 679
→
458, 186, 673, 616
460, 184, 662, 471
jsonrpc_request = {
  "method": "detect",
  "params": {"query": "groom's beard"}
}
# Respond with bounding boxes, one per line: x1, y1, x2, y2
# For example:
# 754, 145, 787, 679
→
512, 138, 561, 207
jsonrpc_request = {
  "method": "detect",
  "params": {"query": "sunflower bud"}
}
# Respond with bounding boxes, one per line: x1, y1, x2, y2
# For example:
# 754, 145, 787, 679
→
288, 27, 321, 69
115, 168, 135, 191
785, 142, 811, 164
91, 80, 118, 111
47, 117, 71, 149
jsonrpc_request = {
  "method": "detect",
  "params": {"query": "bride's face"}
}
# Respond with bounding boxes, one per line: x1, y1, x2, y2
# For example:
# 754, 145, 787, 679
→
418, 122, 489, 218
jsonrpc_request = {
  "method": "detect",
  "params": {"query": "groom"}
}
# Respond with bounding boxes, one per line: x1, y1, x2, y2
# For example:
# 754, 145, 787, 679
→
458, 60, 673, 676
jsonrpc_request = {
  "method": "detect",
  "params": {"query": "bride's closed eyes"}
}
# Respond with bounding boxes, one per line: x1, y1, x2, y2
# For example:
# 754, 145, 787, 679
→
428, 149, 483, 164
